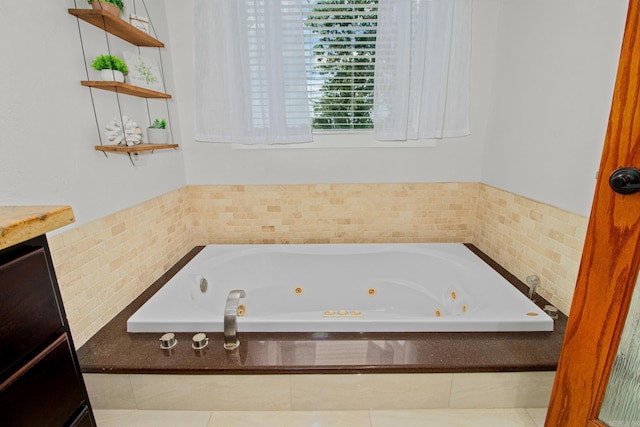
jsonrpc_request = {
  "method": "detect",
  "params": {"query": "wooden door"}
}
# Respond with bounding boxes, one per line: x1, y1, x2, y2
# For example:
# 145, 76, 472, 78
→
545, 0, 640, 425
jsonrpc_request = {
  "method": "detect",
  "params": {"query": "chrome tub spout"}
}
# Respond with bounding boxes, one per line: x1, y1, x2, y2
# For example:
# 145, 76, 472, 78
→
224, 289, 246, 350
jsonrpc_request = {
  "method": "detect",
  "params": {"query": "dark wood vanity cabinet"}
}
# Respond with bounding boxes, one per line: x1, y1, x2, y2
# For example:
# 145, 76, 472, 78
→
0, 235, 95, 426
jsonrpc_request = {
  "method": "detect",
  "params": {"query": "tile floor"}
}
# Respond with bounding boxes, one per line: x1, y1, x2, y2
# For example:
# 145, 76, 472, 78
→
95, 407, 548, 427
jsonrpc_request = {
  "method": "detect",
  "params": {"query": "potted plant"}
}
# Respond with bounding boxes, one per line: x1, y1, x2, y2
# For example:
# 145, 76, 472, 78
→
91, 54, 128, 83
87, 0, 124, 17
147, 118, 169, 144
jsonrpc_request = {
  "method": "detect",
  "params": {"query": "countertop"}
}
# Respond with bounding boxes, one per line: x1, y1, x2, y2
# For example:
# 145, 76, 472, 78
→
0, 206, 75, 250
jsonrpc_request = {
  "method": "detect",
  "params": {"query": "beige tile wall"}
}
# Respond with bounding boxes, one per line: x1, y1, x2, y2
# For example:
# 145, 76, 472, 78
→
48, 187, 195, 347
473, 185, 588, 314
188, 183, 478, 245
49, 182, 588, 346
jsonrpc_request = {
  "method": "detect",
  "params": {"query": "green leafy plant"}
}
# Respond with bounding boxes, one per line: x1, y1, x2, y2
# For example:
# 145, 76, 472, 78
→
91, 55, 128, 74
149, 118, 166, 129
87, 0, 125, 13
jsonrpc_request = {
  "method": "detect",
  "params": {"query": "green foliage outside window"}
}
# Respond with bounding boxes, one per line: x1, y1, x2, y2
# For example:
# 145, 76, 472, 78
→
304, 0, 378, 131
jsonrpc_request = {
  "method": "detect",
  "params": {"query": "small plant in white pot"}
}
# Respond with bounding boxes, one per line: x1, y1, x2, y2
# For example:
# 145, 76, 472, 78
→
147, 118, 169, 144
87, 0, 124, 17
91, 54, 128, 83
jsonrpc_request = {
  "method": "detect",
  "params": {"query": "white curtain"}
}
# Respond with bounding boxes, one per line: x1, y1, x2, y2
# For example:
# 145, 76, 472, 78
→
373, 0, 472, 141
194, 0, 312, 145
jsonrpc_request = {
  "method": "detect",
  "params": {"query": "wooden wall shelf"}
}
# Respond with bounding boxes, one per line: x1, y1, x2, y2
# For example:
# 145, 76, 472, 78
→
71, 7, 178, 158
81, 81, 171, 99
95, 144, 179, 153
68, 9, 164, 47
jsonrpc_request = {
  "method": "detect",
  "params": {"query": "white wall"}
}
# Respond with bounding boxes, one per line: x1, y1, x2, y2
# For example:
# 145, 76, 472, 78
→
167, 0, 500, 186
481, 0, 628, 217
167, 0, 627, 217
0, 0, 186, 227
0, 0, 629, 225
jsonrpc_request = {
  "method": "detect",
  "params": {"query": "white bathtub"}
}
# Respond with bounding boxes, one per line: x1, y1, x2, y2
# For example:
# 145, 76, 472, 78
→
127, 243, 553, 333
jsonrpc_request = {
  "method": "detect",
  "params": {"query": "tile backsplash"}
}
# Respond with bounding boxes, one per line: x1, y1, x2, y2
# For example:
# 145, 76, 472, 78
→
188, 183, 478, 245
473, 185, 588, 314
48, 187, 194, 347
49, 183, 587, 347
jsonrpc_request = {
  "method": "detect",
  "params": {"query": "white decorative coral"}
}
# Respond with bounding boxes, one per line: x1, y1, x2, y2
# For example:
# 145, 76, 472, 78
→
105, 118, 124, 145
105, 116, 142, 146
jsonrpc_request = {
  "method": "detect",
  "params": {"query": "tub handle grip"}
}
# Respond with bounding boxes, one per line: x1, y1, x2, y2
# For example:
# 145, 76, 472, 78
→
224, 289, 246, 350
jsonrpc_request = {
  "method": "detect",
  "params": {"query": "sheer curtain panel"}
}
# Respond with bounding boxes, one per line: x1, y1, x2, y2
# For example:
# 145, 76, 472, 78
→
373, 0, 472, 141
195, 0, 312, 145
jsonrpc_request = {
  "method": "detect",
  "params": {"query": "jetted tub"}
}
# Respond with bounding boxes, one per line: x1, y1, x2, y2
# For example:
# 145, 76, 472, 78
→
127, 243, 553, 333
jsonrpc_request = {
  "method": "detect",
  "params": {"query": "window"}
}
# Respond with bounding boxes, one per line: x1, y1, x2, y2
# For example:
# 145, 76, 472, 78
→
194, 0, 471, 145
302, 0, 378, 131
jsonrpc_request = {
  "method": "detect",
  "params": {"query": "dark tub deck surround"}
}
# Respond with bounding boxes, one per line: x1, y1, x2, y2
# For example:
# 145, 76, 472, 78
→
77, 244, 567, 375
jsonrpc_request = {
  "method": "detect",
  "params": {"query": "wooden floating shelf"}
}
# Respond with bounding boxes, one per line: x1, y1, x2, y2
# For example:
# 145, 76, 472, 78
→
69, 9, 164, 47
81, 81, 171, 98
95, 144, 179, 153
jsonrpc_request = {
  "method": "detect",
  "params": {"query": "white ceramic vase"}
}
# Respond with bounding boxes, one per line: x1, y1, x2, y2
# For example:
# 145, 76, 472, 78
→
100, 69, 125, 83
147, 127, 169, 144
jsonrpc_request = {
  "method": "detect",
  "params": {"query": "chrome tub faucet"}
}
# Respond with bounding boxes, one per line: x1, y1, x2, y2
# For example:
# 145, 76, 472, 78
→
223, 289, 246, 350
